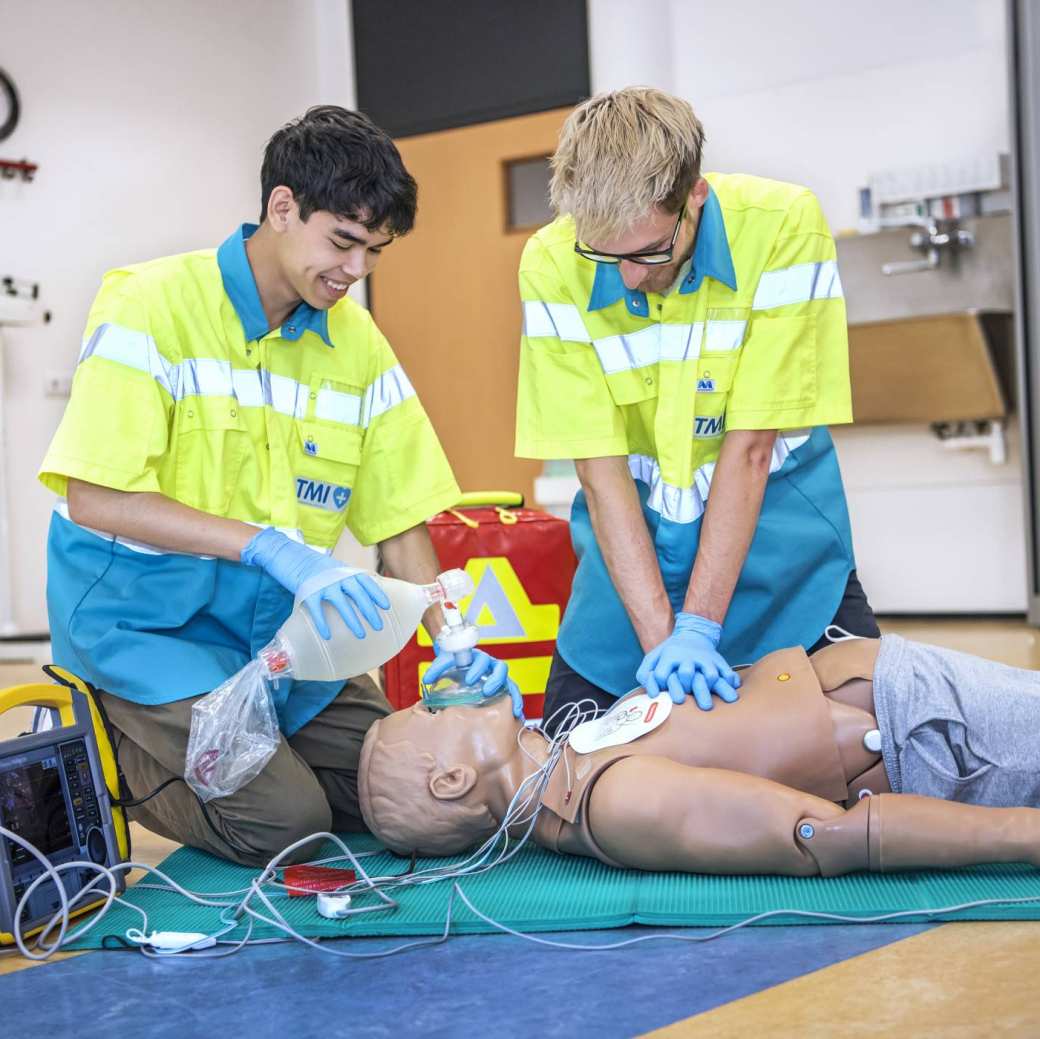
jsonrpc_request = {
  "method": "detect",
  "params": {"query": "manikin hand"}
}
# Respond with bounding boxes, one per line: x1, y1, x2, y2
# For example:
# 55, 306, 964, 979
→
424, 647, 525, 719
636, 612, 741, 709
241, 528, 390, 640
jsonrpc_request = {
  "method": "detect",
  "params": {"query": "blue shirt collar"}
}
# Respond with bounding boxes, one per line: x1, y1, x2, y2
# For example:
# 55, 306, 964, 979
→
216, 223, 333, 347
586, 186, 738, 315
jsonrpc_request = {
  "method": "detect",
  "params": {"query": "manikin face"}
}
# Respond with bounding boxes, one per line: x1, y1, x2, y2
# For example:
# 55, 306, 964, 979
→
267, 186, 393, 309
380, 695, 525, 773
580, 178, 710, 295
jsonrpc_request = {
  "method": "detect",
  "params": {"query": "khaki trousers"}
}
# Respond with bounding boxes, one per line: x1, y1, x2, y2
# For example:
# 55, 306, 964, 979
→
100, 675, 391, 867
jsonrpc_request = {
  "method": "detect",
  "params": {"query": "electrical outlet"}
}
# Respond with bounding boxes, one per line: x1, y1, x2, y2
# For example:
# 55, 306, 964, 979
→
43, 371, 73, 398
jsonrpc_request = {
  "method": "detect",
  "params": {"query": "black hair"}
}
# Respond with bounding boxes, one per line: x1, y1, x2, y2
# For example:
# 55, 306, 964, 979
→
260, 105, 417, 235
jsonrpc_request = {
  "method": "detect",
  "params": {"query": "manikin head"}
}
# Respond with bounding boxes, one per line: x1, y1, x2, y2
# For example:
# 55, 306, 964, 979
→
550, 86, 709, 294
358, 696, 527, 856
258, 105, 417, 310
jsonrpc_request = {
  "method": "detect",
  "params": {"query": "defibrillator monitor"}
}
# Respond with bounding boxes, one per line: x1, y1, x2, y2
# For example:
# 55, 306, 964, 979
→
0, 686, 126, 942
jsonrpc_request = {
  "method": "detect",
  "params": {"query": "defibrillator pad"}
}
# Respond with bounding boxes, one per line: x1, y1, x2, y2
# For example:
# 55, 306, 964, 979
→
568, 692, 672, 754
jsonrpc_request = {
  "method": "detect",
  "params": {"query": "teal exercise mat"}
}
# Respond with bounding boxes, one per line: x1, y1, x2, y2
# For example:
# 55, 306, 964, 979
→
68, 834, 1040, 949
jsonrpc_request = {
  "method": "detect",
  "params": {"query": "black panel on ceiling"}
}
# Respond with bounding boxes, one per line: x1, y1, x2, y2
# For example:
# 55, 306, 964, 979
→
352, 0, 589, 138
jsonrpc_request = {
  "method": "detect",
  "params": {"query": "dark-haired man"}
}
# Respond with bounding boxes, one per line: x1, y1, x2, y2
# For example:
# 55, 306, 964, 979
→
39, 106, 515, 866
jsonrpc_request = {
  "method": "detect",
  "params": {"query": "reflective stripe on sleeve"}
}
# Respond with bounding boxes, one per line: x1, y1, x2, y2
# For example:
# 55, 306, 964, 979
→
752, 260, 843, 312
522, 301, 592, 342
629, 432, 811, 524
79, 322, 175, 397
362, 364, 416, 426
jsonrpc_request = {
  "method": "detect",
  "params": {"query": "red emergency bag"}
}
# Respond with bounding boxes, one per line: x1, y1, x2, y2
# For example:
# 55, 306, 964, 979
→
382, 493, 576, 718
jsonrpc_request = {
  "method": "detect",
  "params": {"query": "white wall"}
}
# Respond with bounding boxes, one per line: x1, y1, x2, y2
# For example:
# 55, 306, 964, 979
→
589, 0, 1008, 232
0, 0, 355, 634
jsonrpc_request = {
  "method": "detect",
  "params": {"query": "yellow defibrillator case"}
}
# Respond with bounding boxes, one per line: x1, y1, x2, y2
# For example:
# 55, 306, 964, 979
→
0, 667, 129, 945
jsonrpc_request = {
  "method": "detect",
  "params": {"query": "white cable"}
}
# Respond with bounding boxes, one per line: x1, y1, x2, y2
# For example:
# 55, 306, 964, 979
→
1, 824, 72, 959
7, 819, 1040, 962
7, 697, 1040, 964
449, 883, 1040, 949
823, 624, 864, 643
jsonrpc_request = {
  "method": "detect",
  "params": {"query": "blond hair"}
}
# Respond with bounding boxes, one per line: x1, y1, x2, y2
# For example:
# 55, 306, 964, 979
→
357, 720, 499, 856
550, 86, 705, 242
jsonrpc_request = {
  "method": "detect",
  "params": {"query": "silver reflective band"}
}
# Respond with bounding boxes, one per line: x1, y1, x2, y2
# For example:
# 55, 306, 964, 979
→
79, 322, 174, 397
523, 300, 751, 375
316, 386, 363, 426
78, 324, 413, 429
752, 260, 843, 312
594, 325, 662, 374
362, 365, 416, 426
629, 433, 810, 525
522, 301, 592, 343
660, 322, 705, 362
53, 502, 328, 556
592, 320, 747, 376
703, 319, 747, 352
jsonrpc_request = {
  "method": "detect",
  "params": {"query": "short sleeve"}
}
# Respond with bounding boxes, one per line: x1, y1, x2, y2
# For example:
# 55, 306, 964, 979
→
38, 271, 174, 497
515, 239, 629, 460
345, 323, 460, 546
726, 191, 853, 431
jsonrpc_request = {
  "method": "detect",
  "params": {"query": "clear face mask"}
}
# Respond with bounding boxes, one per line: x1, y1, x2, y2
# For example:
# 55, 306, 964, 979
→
420, 605, 508, 712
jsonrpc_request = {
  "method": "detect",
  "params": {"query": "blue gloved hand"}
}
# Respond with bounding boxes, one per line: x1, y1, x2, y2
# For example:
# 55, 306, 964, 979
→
241, 527, 390, 641
424, 647, 525, 719
635, 612, 741, 710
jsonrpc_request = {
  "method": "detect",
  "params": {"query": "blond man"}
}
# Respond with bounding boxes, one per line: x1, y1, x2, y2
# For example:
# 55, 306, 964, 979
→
515, 87, 875, 725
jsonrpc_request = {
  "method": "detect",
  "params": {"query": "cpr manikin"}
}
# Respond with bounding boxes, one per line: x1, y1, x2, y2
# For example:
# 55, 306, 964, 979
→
358, 637, 1040, 876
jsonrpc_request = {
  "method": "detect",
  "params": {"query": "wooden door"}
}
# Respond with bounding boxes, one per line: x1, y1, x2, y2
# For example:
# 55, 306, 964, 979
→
370, 108, 570, 504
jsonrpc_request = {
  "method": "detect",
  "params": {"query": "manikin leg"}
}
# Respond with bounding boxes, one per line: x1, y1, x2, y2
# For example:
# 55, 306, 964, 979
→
797, 793, 1040, 874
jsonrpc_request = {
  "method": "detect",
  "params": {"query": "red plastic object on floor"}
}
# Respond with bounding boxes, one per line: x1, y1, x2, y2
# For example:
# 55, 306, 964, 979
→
382, 498, 576, 719
282, 864, 358, 897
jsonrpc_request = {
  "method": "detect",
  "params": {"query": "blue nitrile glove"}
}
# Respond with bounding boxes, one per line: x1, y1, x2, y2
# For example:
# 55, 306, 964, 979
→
424, 647, 525, 720
635, 612, 741, 710
241, 527, 390, 641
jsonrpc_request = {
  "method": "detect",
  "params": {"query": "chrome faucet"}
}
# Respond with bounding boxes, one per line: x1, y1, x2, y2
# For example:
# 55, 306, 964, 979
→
881, 217, 975, 275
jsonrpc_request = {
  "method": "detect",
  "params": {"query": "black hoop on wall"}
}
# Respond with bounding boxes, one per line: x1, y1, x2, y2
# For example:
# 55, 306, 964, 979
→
0, 69, 20, 144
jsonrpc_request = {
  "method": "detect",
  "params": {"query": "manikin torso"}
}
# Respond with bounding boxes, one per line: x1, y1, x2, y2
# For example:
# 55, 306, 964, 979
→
530, 640, 889, 867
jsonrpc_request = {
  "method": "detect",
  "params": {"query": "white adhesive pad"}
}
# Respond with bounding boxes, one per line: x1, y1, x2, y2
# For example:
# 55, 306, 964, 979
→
568, 692, 672, 754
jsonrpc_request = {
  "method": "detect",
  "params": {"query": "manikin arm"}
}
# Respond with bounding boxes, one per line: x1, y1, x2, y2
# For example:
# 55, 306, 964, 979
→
587, 757, 1040, 875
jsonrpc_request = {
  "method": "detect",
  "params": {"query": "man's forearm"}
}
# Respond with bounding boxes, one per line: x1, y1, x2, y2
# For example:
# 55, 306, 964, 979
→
683, 430, 776, 624
67, 478, 258, 561
576, 456, 672, 652
379, 522, 445, 638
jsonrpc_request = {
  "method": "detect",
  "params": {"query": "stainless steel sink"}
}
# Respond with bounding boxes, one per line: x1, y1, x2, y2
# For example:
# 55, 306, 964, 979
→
836, 213, 1013, 325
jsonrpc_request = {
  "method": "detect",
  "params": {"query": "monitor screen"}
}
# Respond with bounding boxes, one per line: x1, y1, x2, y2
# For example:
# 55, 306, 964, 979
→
0, 756, 73, 866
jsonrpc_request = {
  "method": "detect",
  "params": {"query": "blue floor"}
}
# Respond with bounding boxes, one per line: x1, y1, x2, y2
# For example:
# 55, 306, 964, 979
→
3, 922, 933, 1037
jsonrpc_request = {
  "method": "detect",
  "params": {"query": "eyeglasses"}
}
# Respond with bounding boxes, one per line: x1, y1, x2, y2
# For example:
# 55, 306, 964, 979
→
574, 205, 685, 266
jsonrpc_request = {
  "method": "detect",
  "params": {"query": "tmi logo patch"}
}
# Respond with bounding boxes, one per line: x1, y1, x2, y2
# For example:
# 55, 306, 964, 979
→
295, 477, 351, 512
694, 414, 725, 438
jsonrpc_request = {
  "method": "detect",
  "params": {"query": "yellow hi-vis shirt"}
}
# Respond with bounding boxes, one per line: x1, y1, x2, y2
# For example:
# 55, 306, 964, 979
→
515, 174, 857, 695
39, 224, 460, 734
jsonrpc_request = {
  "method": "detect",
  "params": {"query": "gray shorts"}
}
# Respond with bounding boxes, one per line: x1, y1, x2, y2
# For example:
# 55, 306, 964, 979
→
873, 633, 1040, 806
